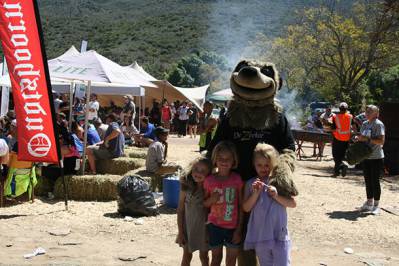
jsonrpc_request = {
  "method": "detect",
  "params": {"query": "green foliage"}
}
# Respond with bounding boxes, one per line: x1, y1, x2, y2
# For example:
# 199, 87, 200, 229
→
367, 65, 399, 103
254, 0, 399, 112
0, 0, 336, 83
166, 50, 229, 91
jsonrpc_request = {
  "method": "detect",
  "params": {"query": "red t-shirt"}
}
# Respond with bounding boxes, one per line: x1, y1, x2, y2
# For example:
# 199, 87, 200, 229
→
161, 106, 171, 121
204, 172, 243, 229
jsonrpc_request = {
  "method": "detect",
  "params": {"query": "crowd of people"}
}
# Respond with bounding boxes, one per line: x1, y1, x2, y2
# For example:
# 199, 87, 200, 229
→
305, 102, 386, 215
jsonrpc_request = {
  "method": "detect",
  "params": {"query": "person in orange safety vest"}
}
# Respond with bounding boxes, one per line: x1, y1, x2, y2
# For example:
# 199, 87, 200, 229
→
331, 102, 353, 177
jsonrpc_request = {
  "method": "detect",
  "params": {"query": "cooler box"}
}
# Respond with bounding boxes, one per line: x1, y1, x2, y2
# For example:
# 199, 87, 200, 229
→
162, 176, 180, 208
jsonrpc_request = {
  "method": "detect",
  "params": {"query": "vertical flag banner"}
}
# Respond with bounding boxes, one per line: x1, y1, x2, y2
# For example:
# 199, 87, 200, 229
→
0, 0, 59, 163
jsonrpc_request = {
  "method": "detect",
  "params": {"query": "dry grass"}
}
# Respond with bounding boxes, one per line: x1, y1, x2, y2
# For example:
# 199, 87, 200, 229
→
54, 174, 123, 201
96, 158, 145, 175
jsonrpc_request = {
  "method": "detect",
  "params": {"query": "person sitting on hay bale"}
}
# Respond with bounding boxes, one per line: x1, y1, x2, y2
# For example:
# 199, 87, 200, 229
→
86, 113, 125, 174
146, 126, 180, 190
133, 116, 156, 147
146, 126, 180, 175
41, 129, 81, 199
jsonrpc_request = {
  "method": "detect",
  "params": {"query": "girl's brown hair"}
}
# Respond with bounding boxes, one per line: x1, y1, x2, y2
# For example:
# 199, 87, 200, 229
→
253, 143, 279, 174
211, 141, 239, 169
180, 156, 212, 192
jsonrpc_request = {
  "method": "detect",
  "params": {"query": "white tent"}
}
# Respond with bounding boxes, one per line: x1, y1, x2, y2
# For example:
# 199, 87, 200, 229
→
213, 88, 233, 97
126, 61, 157, 82
124, 62, 209, 111
207, 88, 233, 102
48, 49, 159, 174
48, 50, 156, 93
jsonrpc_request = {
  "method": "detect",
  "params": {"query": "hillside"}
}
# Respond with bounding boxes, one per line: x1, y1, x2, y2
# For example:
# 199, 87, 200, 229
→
6, 1, 355, 80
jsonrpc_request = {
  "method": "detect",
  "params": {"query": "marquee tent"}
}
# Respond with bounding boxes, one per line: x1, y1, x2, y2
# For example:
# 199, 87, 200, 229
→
48, 49, 157, 173
124, 62, 209, 111
207, 88, 233, 102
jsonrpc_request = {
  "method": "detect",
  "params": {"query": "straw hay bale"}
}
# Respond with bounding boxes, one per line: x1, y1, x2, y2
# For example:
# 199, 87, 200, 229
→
95, 158, 145, 175
34, 176, 53, 196
54, 174, 122, 201
127, 150, 147, 159
125, 166, 180, 192
124, 146, 148, 154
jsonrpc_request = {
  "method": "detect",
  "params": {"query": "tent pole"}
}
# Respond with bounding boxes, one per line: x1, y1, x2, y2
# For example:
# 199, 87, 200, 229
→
138, 95, 141, 132
68, 81, 74, 130
81, 80, 91, 175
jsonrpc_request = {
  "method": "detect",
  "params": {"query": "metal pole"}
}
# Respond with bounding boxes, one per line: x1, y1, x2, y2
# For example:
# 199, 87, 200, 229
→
138, 95, 141, 132
60, 159, 68, 210
68, 82, 74, 130
81, 80, 91, 175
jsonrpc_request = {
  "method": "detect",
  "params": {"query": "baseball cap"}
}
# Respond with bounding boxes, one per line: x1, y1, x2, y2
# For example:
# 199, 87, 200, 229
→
154, 126, 169, 136
0, 139, 9, 156
339, 102, 348, 109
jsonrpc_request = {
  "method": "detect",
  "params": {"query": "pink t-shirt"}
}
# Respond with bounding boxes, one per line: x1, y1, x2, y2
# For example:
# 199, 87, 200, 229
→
204, 172, 243, 229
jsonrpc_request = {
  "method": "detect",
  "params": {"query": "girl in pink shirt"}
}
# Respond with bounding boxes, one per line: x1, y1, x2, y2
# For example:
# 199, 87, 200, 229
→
204, 141, 243, 266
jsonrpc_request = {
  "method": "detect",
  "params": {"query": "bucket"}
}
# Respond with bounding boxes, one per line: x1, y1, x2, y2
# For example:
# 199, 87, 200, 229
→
162, 176, 180, 208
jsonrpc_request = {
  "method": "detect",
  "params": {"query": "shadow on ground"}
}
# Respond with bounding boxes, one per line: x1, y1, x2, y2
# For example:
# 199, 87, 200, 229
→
103, 204, 176, 219
0, 214, 27, 220
326, 210, 371, 221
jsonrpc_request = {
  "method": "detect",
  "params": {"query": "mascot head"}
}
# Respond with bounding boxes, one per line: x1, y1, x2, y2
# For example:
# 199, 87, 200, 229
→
230, 60, 282, 104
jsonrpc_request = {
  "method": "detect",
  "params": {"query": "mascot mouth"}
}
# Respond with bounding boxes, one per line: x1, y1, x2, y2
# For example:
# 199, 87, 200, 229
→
231, 65, 277, 101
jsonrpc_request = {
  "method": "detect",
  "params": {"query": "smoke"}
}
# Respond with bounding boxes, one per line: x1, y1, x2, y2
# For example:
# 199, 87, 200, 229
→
203, 0, 278, 68
276, 87, 304, 129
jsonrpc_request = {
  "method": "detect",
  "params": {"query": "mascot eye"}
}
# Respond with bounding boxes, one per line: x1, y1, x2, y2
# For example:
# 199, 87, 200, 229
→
234, 61, 249, 72
261, 66, 275, 78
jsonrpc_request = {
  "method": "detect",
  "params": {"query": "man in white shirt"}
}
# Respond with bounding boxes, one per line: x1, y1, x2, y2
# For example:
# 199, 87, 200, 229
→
87, 93, 100, 121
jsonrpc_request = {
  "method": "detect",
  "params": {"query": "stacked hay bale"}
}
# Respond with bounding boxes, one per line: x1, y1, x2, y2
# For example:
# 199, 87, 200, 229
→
54, 174, 122, 201
38, 148, 149, 201
95, 157, 145, 175
34, 176, 54, 197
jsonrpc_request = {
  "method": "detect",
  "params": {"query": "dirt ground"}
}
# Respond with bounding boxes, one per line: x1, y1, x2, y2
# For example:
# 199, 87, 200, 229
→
0, 135, 398, 265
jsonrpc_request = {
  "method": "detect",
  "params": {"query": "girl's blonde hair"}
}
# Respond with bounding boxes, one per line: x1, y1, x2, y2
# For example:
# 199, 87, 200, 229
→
211, 141, 239, 169
180, 156, 212, 192
253, 143, 279, 173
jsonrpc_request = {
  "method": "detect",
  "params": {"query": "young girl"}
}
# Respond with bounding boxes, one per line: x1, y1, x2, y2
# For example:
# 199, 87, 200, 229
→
204, 141, 243, 266
176, 156, 213, 266
243, 143, 297, 266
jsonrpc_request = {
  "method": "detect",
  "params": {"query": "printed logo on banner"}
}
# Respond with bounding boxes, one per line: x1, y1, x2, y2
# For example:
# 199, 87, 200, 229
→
28, 133, 52, 157
0, 1, 59, 162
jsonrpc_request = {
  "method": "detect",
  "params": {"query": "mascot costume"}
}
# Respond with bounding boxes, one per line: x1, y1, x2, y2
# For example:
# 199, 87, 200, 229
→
207, 60, 298, 266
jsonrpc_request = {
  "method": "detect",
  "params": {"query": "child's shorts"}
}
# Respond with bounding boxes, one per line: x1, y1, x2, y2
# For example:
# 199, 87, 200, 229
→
207, 223, 240, 249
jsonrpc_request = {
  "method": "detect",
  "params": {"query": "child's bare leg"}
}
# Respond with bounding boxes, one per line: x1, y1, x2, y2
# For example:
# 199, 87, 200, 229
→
199, 250, 209, 266
210, 247, 223, 266
225, 247, 239, 266
181, 246, 193, 266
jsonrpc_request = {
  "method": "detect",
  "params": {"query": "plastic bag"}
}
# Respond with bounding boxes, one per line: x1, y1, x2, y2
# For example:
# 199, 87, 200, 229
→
345, 141, 373, 165
117, 175, 159, 217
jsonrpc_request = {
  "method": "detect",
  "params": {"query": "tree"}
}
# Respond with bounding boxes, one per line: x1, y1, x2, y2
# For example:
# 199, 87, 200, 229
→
260, 0, 399, 111
367, 65, 399, 103
166, 50, 229, 91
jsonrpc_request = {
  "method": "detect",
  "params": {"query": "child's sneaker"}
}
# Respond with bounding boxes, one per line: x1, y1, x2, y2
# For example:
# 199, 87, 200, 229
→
359, 202, 373, 212
371, 206, 381, 215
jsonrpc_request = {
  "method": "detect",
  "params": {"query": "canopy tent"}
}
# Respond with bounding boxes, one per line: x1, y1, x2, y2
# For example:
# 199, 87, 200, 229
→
48, 49, 157, 174
207, 88, 233, 102
124, 62, 209, 111
48, 50, 156, 94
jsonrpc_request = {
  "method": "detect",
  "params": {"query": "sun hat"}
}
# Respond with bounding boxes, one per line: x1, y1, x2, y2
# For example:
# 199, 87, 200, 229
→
123, 94, 133, 100
0, 139, 9, 156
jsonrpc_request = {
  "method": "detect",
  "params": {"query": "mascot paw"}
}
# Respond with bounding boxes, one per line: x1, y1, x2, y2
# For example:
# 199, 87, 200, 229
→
269, 150, 298, 197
